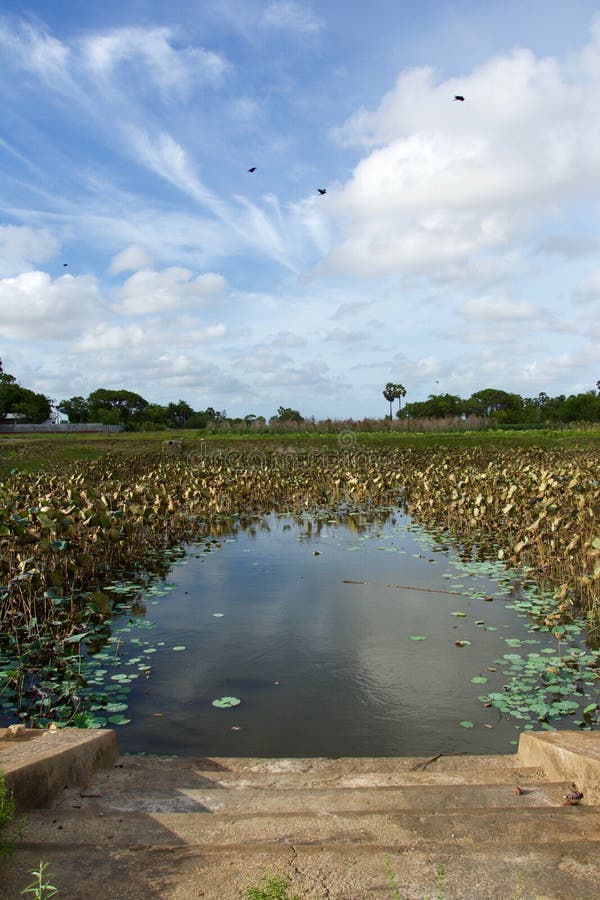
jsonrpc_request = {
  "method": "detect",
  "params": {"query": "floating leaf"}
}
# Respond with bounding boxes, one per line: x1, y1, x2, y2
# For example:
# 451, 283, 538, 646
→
212, 696, 241, 708
459, 721, 474, 729
408, 634, 426, 641
471, 676, 488, 684
172, 646, 186, 651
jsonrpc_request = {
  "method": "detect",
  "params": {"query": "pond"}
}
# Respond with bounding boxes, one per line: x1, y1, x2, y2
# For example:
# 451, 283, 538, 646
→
94, 509, 598, 757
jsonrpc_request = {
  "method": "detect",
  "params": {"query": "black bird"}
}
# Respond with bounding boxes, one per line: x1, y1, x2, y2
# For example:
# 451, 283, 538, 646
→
317, 188, 326, 195
63, 263, 68, 267
454, 95, 465, 101
248, 167, 256, 173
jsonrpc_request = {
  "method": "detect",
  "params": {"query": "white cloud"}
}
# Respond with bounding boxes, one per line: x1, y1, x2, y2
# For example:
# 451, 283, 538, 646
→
324, 35, 600, 280
75, 320, 226, 353
0, 22, 70, 84
271, 331, 307, 348
576, 267, 600, 302
109, 245, 154, 274
261, 2, 321, 34
0, 271, 101, 339
325, 328, 364, 343
0, 225, 61, 276
457, 295, 539, 320
330, 301, 373, 320
116, 267, 227, 314
82, 27, 227, 94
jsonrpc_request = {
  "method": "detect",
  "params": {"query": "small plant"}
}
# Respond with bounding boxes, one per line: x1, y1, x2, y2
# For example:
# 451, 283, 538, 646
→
436, 863, 445, 900
384, 854, 402, 899
0, 766, 25, 859
423, 863, 445, 900
246, 874, 300, 900
21, 860, 59, 898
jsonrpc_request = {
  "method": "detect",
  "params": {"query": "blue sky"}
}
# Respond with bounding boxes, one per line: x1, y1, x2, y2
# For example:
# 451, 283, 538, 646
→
1, 0, 600, 419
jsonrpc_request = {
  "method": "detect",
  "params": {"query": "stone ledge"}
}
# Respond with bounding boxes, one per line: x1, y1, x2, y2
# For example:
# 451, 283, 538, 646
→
0, 727, 118, 809
518, 731, 600, 803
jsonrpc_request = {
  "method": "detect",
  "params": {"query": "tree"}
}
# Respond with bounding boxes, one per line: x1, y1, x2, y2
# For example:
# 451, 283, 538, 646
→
0, 383, 51, 423
403, 393, 464, 419
382, 383, 396, 419
167, 400, 193, 428
57, 396, 90, 423
0, 361, 51, 422
394, 383, 406, 414
464, 388, 524, 422
0, 359, 16, 385
87, 389, 149, 425
383, 382, 406, 418
276, 406, 304, 423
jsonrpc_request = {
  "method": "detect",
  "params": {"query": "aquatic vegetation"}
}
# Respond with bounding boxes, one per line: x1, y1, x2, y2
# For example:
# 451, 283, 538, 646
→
0, 443, 598, 732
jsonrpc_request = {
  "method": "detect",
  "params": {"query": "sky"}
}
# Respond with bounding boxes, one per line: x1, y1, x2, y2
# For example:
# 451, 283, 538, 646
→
1, 0, 600, 420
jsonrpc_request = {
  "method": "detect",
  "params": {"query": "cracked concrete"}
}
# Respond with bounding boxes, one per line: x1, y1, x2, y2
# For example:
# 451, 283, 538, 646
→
1, 729, 599, 898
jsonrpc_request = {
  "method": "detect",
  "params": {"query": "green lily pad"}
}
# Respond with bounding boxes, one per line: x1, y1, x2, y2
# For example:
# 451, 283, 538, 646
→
212, 696, 241, 708
459, 721, 474, 729
408, 634, 426, 641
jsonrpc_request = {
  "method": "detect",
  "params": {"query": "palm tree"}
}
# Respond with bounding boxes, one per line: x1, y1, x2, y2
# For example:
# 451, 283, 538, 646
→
394, 384, 407, 414
383, 383, 396, 419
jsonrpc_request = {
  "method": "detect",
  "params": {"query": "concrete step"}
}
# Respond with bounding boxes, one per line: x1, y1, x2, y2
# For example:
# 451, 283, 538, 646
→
88, 754, 546, 791
56, 780, 567, 815
171, 753, 529, 774
14, 804, 600, 850
2, 731, 599, 899
4, 809, 600, 899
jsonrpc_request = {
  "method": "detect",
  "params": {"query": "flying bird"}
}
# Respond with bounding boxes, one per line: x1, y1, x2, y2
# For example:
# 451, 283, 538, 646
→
318, 188, 326, 195
454, 95, 465, 101
63, 263, 68, 266
248, 167, 256, 173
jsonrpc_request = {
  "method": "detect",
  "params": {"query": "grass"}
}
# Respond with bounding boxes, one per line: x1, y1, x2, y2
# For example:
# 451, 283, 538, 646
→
0, 765, 25, 860
1, 424, 599, 475
246, 874, 300, 900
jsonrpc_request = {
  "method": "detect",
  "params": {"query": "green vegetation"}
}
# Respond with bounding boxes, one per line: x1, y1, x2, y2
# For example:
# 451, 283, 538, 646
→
2, 358, 599, 432
0, 766, 24, 859
246, 875, 300, 900
21, 861, 59, 898
0, 431, 597, 730
0, 360, 50, 426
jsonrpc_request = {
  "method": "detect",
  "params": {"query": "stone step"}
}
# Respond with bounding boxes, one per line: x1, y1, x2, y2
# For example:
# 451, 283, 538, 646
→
165, 752, 527, 774
57, 780, 567, 815
91, 755, 546, 791
5, 839, 600, 900
16, 803, 599, 850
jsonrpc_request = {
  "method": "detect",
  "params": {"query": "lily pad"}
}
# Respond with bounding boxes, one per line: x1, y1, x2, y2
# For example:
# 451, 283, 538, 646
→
408, 634, 427, 641
212, 696, 241, 708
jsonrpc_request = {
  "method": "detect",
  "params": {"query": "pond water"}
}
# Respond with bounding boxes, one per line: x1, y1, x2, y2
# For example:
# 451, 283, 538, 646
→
104, 510, 597, 757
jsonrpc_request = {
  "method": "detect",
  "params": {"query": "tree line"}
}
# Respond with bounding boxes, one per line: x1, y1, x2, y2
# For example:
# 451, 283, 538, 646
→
1, 359, 599, 428
397, 385, 600, 425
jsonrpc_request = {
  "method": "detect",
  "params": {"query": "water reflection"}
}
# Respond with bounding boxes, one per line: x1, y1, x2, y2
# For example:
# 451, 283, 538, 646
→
111, 509, 596, 757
